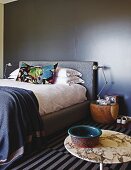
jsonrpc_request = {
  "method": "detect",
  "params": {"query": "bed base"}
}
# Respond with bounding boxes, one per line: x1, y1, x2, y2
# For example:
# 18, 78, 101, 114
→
43, 101, 90, 136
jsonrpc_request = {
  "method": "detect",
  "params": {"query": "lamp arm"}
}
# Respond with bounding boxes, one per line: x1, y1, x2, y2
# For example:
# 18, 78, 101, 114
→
97, 66, 108, 99
93, 65, 108, 99
101, 68, 108, 84
97, 81, 108, 99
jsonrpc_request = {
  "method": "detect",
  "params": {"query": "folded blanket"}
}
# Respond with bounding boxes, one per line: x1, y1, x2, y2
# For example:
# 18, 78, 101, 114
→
0, 86, 45, 169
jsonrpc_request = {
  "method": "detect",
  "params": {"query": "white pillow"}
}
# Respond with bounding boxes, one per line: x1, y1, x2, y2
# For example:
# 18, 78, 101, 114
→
54, 76, 84, 85
10, 68, 19, 76
8, 68, 19, 79
55, 67, 82, 77
8, 75, 17, 80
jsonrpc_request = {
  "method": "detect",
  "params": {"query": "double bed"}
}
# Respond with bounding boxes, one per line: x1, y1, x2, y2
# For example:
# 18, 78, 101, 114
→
18, 61, 98, 135
0, 60, 98, 168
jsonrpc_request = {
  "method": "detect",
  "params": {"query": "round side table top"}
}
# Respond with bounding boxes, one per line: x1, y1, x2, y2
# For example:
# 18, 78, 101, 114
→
64, 130, 131, 164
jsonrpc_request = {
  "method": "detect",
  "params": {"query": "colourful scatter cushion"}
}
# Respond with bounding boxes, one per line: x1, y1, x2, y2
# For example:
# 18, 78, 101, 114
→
16, 62, 32, 83
16, 62, 58, 84
41, 63, 58, 84
28, 66, 43, 84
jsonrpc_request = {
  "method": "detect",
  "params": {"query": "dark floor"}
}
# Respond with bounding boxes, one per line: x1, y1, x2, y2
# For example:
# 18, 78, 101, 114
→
6, 119, 131, 170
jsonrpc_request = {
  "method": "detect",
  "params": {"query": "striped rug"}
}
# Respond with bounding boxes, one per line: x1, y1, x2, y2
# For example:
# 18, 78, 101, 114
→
9, 121, 131, 170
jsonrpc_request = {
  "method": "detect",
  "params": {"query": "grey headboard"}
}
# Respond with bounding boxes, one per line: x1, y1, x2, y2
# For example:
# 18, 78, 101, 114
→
19, 61, 98, 100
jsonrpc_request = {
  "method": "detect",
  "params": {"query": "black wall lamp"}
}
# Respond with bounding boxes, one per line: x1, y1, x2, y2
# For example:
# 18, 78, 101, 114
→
4, 63, 12, 79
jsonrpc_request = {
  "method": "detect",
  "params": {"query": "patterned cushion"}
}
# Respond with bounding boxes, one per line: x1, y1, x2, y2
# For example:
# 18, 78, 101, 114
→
16, 63, 32, 83
16, 62, 58, 84
41, 63, 58, 84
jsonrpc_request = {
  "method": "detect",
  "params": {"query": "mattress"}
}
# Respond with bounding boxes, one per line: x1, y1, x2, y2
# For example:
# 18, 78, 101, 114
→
0, 79, 87, 115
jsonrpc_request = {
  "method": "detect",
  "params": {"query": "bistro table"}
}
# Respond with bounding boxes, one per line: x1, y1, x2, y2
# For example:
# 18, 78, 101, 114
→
64, 130, 131, 170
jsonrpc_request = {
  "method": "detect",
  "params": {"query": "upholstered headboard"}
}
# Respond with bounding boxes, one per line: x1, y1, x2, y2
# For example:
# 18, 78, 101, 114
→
19, 61, 98, 100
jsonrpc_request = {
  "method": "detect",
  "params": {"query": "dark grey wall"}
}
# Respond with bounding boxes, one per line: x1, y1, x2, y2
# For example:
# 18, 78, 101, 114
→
4, 0, 131, 115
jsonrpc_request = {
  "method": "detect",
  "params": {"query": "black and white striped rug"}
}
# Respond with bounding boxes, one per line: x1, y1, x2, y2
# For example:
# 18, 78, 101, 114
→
9, 121, 131, 170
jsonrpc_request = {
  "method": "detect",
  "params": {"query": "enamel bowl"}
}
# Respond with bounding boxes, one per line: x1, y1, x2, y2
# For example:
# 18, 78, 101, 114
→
68, 125, 102, 148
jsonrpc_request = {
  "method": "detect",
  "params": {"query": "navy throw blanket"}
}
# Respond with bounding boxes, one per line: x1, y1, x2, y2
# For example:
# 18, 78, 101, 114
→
0, 86, 45, 169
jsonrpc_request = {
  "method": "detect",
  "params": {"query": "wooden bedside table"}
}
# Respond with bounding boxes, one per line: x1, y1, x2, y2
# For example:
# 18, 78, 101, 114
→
90, 102, 119, 123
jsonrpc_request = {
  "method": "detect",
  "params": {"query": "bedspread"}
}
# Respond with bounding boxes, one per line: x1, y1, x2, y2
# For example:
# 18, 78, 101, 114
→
0, 79, 87, 115
0, 86, 45, 169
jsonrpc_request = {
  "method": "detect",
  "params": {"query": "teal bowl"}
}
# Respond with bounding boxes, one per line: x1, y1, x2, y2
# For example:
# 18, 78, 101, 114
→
68, 125, 102, 148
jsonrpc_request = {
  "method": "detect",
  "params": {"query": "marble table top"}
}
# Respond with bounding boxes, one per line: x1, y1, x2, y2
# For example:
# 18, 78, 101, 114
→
64, 130, 131, 164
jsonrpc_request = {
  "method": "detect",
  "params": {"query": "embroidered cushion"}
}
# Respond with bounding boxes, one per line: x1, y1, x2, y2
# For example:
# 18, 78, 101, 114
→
41, 63, 58, 84
16, 62, 58, 84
